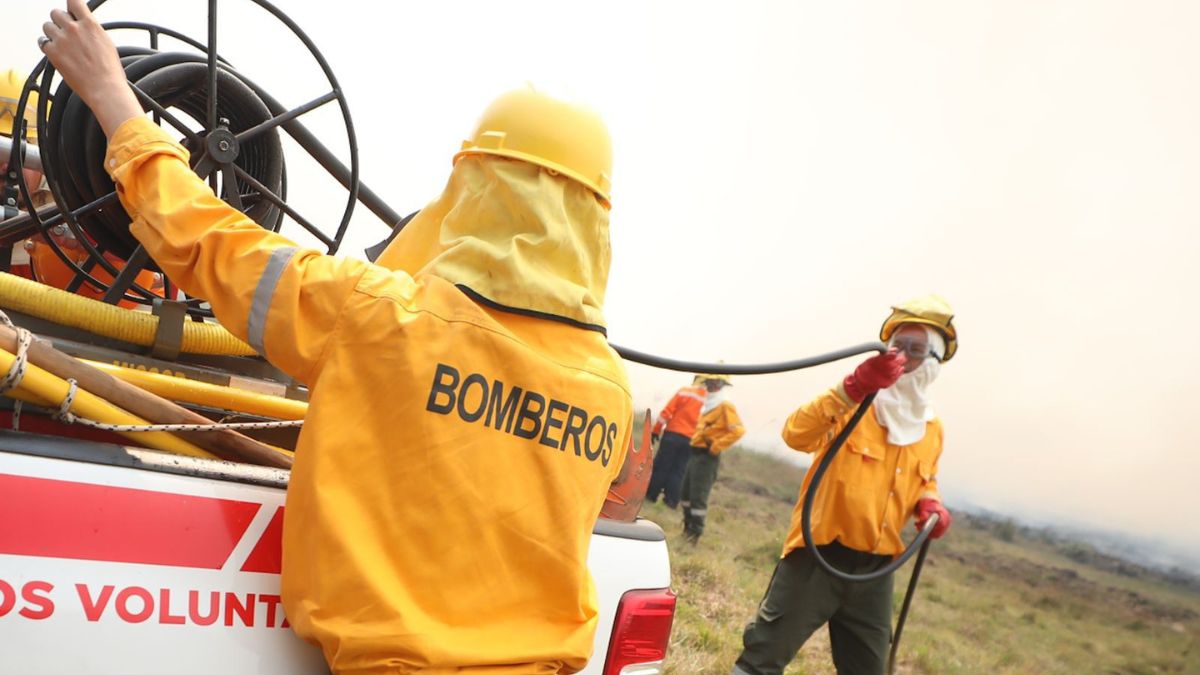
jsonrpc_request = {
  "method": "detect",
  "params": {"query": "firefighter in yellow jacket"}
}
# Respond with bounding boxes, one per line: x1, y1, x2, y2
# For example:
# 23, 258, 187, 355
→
1, 68, 47, 210
680, 373, 744, 543
733, 296, 957, 675
2, 68, 50, 277
40, 3, 632, 672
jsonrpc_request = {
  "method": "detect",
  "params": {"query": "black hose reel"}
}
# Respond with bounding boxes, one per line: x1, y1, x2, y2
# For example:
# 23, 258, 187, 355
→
4, 0, 375, 315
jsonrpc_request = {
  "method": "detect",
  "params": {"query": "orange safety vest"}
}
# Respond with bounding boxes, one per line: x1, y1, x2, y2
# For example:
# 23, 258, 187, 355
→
651, 385, 706, 438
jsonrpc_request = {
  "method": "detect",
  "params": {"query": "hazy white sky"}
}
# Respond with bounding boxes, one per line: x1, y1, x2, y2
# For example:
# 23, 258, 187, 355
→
7, 1, 1199, 565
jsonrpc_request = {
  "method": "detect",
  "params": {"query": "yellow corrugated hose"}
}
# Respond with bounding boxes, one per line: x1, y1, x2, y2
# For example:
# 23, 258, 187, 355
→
0, 346, 218, 459
0, 272, 256, 356
83, 359, 308, 420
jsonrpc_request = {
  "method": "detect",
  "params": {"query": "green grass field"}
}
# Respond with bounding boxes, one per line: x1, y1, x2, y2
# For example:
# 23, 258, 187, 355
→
636, 449, 1200, 674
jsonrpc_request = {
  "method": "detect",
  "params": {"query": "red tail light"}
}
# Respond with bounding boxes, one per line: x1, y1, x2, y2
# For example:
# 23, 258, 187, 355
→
603, 588, 677, 675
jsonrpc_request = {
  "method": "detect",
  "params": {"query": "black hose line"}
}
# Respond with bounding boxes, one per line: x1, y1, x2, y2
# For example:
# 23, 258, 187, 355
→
888, 534, 934, 675
799, 389, 939, 583
611, 341, 886, 375
616, 340, 935, 578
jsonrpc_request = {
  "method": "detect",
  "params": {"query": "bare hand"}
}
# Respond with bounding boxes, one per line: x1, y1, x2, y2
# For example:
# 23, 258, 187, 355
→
39, 0, 142, 137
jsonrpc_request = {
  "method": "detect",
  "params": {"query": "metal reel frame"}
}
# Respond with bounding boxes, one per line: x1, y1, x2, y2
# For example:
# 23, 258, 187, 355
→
7, 0, 361, 316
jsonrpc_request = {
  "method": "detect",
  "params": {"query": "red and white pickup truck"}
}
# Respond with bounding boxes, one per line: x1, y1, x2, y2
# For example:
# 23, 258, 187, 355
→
0, 428, 673, 674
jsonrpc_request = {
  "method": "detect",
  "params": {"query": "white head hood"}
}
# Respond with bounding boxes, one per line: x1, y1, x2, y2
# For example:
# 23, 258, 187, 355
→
874, 326, 944, 445
701, 388, 728, 414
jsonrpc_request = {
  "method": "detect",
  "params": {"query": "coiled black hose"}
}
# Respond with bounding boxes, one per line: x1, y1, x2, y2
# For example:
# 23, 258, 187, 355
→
6, 0, 369, 311
42, 47, 285, 266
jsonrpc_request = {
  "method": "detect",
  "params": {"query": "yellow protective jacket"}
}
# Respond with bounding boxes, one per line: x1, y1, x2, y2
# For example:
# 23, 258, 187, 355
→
779, 387, 943, 557
106, 117, 632, 674
689, 400, 744, 455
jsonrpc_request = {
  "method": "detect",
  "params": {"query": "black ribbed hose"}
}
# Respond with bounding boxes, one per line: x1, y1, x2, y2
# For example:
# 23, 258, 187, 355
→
9, 0, 374, 311
798, 390, 938, 583
43, 47, 285, 266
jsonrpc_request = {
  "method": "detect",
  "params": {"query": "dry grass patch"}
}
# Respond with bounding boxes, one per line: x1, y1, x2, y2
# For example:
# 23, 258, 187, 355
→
636, 449, 1200, 674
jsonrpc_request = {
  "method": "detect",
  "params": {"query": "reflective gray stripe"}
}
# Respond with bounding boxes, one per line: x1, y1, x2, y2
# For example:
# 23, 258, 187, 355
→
732, 665, 755, 675
248, 247, 298, 354
691, 509, 707, 516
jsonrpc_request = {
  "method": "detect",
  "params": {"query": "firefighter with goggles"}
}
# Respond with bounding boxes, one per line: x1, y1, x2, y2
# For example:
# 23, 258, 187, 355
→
734, 295, 958, 675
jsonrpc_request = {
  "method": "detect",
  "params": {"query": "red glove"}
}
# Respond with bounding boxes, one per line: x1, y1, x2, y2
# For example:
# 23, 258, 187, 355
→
915, 498, 951, 539
842, 350, 907, 403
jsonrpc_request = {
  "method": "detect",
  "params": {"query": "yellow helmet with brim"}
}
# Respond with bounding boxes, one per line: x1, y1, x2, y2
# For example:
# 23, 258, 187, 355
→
880, 294, 958, 362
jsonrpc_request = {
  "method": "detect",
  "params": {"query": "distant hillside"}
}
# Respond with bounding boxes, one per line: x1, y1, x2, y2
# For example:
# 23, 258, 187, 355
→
637, 447, 1200, 674
957, 510, 1200, 596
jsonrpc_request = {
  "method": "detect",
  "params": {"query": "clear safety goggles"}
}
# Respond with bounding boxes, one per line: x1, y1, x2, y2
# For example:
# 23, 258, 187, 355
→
890, 335, 943, 363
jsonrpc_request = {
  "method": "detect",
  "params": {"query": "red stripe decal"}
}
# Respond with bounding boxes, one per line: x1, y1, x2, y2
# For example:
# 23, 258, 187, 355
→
0, 474, 260, 569
0, 412, 131, 445
240, 506, 283, 574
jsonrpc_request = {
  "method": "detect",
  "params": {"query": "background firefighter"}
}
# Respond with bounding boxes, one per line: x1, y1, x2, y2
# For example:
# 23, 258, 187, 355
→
644, 374, 707, 508
37, 2, 634, 672
680, 373, 745, 543
1, 68, 49, 277
733, 295, 957, 675
1, 67, 162, 303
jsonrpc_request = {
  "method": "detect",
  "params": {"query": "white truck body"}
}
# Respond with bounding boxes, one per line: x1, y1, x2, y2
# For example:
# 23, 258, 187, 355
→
0, 432, 671, 674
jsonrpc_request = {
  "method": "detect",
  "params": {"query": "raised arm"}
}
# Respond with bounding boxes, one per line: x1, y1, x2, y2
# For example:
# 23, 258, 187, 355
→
780, 388, 855, 453
41, 0, 372, 382
105, 121, 370, 381
652, 390, 683, 435
783, 350, 907, 452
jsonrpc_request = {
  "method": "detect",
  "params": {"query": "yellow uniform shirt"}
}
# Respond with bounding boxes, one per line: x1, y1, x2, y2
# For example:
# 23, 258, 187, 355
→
106, 117, 632, 674
690, 401, 745, 455
780, 388, 942, 557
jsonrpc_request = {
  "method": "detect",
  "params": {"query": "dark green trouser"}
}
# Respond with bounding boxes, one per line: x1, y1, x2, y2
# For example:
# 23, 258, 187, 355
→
680, 448, 719, 538
733, 542, 894, 675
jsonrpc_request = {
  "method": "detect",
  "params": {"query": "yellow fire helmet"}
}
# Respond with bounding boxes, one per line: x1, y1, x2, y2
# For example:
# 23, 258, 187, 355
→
455, 87, 612, 206
0, 69, 40, 142
703, 373, 733, 386
879, 294, 958, 362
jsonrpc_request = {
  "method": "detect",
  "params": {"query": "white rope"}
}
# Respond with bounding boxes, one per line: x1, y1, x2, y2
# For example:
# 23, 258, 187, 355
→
0, 309, 302, 432
0, 309, 29, 431
56, 377, 79, 422
0, 310, 31, 396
